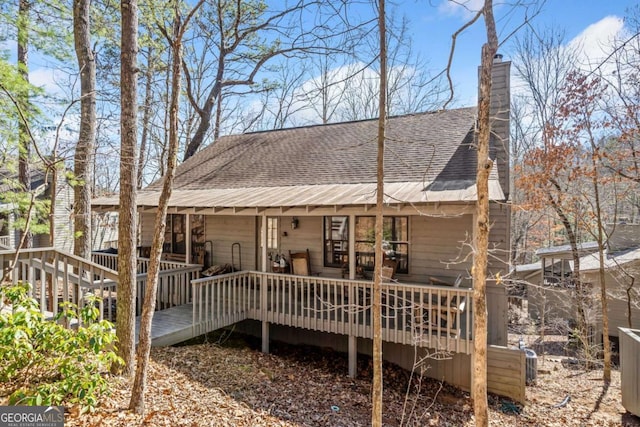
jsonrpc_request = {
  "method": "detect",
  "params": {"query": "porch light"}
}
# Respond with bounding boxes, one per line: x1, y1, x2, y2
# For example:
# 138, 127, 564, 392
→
291, 217, 299, 229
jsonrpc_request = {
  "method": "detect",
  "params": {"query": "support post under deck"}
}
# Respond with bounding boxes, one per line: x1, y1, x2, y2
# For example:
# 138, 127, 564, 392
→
348, 335, 357, 378
262, 321, 270, 353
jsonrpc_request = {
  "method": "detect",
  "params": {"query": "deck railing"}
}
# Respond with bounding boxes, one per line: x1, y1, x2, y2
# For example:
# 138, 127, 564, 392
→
1, 247, 119, 324
91, 251, 199, 274
136, 264, 201, 314
92, 251, 201, 314
0, 235, 10, 249
191, 271, 473, 354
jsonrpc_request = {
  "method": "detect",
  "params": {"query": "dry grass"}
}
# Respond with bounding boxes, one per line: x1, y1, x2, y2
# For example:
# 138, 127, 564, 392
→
56, 332, 640, 426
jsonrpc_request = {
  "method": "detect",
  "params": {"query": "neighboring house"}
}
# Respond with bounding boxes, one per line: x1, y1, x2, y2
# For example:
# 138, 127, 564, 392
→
92, 211, 119, 250
92, 59, 513, 393
520, 224, 640, 341
0, 166, 74, 251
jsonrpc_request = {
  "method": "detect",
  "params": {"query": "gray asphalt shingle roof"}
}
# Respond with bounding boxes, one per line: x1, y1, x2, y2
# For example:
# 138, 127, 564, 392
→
93, 107, 508, 210
148, 107, 481, 191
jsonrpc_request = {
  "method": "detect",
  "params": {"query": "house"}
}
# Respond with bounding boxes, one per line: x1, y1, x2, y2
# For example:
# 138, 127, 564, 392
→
0, 166, 74, 251
520, 224, 640, 342
92, 58, 518, 398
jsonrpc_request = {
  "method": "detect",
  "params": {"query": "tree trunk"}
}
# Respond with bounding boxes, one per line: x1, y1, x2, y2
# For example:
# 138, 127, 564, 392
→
115, 0, 139, 377
17, 0, 32, 249
137, 46, 154, 190
129, 1, 204, 413
590, 150, 611, 381
372, 0, 386, 425
73, 0, 96, 260
473, 2, 497, 426
547, 189, 588, 341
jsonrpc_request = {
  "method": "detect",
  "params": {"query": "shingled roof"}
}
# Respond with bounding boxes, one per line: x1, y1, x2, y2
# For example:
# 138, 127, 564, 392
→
93, 107, 506, 211
152, 107, 480, 190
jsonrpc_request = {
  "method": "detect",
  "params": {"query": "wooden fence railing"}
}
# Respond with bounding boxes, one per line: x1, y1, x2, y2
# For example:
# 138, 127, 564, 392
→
1, 247, 119, 324
191, 271, 473, 354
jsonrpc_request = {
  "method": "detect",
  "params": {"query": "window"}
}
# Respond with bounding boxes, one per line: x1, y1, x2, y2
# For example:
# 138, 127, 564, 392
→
323, 216, 409, 273
324, 216, 349, 267
191, 214, 206, 263
355, 216, 408, 274
266, 217, 278, 250
163, 214, 186, 254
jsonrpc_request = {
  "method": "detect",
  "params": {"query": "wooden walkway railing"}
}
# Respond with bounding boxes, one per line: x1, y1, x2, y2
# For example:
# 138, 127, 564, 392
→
1, 248, 202, 322
1, 247, 119, 324
90, 252, 202, 315
0, 235, 10, 249
192, 271, 473, 354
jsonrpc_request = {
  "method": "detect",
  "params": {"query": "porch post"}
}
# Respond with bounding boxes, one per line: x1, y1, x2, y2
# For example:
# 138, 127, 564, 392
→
185, 214, 191, 264
349, 214, 356, 279
348, 335, 357, 377
261, 214, 268, 272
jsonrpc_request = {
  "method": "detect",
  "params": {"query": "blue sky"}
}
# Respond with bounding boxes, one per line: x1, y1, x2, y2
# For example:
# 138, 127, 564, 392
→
397, 0, 638, 105
13, 0, 639, 134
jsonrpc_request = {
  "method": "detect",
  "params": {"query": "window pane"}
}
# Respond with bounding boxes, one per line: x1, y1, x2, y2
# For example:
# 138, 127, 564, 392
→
267, 217, 278, 250
172, 214, 186, 254
355, 216, 408, 274
324, 216, 348, 267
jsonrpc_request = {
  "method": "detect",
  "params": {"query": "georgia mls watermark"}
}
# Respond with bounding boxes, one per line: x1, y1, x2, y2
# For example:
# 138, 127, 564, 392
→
0, 406, 64, 427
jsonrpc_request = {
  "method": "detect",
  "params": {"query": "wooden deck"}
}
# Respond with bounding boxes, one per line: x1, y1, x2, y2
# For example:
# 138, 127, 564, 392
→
136, 271, 474, 355
2, 249, 527, 403
2, 249, 472, 353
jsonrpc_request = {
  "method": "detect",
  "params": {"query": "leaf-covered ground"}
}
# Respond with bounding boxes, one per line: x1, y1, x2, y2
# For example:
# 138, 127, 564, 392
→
61, 333, 640, 426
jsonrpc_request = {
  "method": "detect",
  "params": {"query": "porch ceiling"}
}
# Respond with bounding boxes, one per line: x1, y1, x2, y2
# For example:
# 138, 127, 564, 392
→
92, 180, 505, 213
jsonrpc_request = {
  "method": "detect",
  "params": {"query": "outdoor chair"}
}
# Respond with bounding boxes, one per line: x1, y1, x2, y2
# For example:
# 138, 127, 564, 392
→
289, 249, 319, 276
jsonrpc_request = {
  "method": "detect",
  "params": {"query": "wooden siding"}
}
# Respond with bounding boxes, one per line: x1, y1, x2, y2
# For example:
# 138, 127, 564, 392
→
139, 212, 155, 246
488, 202, 510, 278
51, 173, 75, 252
278, 216, 327, 275
619, 328, 640, 417
527, 285, 574, 323
589, 268, 640, 337
205, 215, 257, 270
487, 345, 526, 404
607, 298, 640, 336
528, 265, 640, 339
487, 284, 508, 346
92, 212, 119, 249
410, 214, 473, 285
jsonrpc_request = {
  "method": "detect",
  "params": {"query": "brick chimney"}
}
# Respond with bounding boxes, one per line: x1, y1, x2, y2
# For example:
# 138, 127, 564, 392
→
479, 54, 511, 201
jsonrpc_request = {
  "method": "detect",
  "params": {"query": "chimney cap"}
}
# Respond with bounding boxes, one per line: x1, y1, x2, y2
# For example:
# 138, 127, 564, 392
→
493, 53, 503, 62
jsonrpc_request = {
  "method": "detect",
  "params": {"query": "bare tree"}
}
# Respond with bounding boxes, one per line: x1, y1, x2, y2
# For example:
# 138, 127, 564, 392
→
372, 2, 387, 425
114, 0, 139, 377
181, 1, 363, 161
510, 26, 579, 264
129, 0, 204, 414
73, 0, 96, 259
472, 1, 498, 425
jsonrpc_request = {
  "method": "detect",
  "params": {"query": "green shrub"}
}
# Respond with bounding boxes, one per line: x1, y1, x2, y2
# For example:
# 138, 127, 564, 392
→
0, 282, 122, 412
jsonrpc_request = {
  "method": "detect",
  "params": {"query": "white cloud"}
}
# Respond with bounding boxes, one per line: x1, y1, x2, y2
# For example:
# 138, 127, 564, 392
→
437, 0, 484, 18
568, 16, 626, 71
29, 67, 68, 96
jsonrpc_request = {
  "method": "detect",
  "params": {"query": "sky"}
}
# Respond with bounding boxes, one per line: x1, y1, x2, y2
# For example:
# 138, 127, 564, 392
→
395, 0, 638, 105
11, 0, 640, 135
